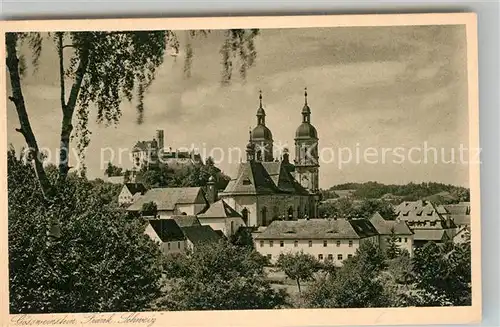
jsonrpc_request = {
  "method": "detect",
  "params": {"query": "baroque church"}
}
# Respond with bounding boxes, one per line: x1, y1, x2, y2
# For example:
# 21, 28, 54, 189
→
219, 89, 321, 227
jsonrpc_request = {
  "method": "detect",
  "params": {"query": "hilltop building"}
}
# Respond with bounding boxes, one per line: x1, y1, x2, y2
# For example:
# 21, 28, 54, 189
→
131, 129, 202, 172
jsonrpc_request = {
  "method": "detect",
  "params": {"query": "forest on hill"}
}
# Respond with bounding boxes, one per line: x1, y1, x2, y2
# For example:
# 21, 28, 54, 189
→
320, 181, 470, 204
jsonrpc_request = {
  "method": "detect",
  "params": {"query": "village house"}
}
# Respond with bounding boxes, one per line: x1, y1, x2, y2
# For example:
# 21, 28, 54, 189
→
145, 219, 188, 255
197, 199, 246, 238
442, 202, 471, 230
118, 183, 147, 206
182, 225, 222, 251
219, 91, 320, 227
127, 187, 208, 218
395, 200, 456, 247
254, 218, 378, 266
369, 212, 414, 256
145, 217, 221, 254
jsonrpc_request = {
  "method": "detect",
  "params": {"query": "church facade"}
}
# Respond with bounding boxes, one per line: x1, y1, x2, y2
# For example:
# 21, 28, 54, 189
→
219, 90, 321, 227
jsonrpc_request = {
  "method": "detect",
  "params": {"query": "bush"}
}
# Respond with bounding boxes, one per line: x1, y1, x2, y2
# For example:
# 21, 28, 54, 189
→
8, 150, 164, 313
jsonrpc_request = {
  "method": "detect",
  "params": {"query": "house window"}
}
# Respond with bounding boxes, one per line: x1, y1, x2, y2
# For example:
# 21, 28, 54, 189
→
178, 242, 181, 249
280, 241, 284, 247
260, 240, 264, 247
318, 254, 323, 260
167, 243, 171, 250
294, 241, 298, 247
398, 237, 402, 242
327, 254, 333, 261
323, 240, 328, 247
404, 237, 408, 243
267, 254, 272, 260
308, 241, 312, 247
348, 254, 353, 259
336, 241, 341, 247
386, 237, 390, 242
348, 241, 353, 247
269, 240, 274, 247
338, 254, 343, 260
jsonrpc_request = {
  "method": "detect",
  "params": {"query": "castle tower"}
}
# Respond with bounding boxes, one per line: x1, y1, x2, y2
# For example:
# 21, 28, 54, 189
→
250, 91, 274, 162
156, 130, 164, 150
294, 88, 319, 192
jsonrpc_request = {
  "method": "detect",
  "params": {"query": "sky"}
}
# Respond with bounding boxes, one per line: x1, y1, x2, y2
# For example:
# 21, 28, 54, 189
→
6, 25, 471, 188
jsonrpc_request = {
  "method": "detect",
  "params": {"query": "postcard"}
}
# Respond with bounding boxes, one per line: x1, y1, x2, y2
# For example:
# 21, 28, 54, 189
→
0, 13, 480, 327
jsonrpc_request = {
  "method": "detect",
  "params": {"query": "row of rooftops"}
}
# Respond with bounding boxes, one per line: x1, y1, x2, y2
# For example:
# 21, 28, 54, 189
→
148, 215, 223, 244
394, 200, 470, 226
254, 213, 413, 240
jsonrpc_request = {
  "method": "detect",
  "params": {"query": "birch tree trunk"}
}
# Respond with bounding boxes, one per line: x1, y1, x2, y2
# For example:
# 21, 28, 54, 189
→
6, 32, 54, 200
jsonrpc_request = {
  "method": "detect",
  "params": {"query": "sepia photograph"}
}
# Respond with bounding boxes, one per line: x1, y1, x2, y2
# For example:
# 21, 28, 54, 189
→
1, 13, 480, 327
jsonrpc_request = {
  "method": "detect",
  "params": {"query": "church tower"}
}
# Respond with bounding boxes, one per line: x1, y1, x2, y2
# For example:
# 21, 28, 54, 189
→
250, 91, 274, 162
294, 88, 319, 192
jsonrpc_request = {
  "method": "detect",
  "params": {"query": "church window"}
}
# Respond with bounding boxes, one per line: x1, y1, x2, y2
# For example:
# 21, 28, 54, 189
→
230, 221, 235, 235
287, 207, 294, 219
262, 207, 268, 226
241, 208, 249, 225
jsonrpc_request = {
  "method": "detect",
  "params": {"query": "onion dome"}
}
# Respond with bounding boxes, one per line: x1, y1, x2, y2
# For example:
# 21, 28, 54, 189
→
251, 90, 273, 141
295, 88, 318, 139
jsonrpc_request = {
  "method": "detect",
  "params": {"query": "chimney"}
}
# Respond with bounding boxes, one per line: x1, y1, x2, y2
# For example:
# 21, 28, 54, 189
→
156, 130, 164, 150
206, 175, 218, 204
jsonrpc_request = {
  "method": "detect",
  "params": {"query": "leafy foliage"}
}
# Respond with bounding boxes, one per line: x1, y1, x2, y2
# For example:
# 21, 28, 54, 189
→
276, 251, 320, 293
412, 241, 471, 306
155, 241, 286, 310
326, 181, 470, 204
385, 228, 401, 259
8, 149, 163, 313
134, 160, 230, 190
229, 227, 255, 249
104, 162, 123, 177
304, 241, 389, 308
318, 198, 396, 219
141, 201, 158, 217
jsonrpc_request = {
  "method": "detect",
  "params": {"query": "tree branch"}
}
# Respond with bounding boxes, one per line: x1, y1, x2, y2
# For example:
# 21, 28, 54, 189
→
58, 45, 90, 180
57, 32, 67, 112
6, 32, 54, 200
